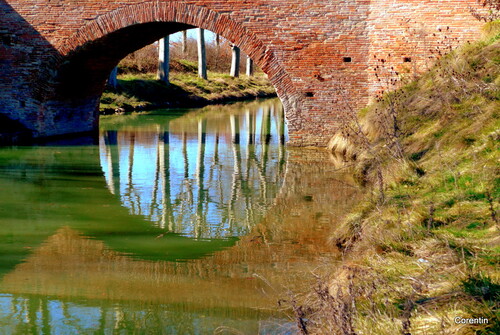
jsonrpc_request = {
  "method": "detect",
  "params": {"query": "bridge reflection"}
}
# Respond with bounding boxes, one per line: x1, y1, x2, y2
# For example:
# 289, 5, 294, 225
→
0, 148, 359, 335
99, 99, 287, 239
0, 99, 361, 334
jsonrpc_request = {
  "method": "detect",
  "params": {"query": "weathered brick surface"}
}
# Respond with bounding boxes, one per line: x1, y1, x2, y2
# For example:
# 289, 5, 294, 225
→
0, 0, 483, 146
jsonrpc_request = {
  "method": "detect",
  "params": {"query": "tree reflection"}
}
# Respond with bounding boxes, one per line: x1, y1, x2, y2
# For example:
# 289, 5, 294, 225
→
0, 98, 363, 333
0, 292, 269, 334
99, 99, 287, 239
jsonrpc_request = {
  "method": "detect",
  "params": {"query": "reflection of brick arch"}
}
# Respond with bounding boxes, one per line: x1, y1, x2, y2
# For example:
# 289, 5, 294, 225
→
56, 2, 300, 114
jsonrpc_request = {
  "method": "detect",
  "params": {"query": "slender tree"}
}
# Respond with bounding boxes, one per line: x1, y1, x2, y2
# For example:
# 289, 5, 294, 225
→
182, 30, 188, 55
229, 114, 241, 231
157, 36, 170, 85
215, 34, 221, 69
197, 28, 207, 79
230, 45, 240, 77
103, 131, 120, 195
246, 56, 254, 77
195, 119, 207, 238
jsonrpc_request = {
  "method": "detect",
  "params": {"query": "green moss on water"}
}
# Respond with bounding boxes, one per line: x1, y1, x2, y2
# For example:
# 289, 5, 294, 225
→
0, 146, 239, 279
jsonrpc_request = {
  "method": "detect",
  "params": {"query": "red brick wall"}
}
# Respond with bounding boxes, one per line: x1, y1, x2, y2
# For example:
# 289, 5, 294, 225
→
0, 0, 484, 146
366, 0, 485, 100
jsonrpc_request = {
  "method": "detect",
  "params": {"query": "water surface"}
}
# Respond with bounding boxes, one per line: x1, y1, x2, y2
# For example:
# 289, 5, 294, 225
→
0, 99, 359, 334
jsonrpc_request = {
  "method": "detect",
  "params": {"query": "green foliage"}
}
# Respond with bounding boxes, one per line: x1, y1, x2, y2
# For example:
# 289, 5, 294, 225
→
409, 149, 428, 161
463, 274, 500, 302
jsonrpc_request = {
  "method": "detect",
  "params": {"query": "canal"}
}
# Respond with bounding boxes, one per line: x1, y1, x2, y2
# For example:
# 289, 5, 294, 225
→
0, 98, 360, 334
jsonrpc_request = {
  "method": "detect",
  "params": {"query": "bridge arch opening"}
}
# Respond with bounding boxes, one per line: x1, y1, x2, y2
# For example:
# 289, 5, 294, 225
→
52, 2, 299, 138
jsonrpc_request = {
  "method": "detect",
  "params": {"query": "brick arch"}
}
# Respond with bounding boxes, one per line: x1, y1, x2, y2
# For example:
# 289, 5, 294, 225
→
1, 0, 484, 146
54, 1, 301, 123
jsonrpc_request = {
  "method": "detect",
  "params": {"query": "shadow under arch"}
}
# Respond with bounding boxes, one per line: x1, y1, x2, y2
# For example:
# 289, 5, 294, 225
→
54, 1, 301, 130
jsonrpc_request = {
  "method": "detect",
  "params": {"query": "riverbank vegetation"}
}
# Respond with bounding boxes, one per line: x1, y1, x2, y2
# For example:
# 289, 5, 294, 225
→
294, 22, 499, 334
100, 36, 275, 113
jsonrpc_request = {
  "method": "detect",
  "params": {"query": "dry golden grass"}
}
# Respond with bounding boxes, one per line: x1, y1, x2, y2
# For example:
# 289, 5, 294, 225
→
299, 22, 500, 335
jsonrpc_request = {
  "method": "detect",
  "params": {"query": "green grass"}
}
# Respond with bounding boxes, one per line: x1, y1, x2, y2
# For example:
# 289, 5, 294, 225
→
100, 67, 276, 112
310, 22, 500, 334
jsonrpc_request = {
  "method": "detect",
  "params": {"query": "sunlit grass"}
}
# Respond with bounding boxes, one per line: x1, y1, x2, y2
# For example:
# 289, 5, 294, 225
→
303, 22, 500, 334
100, 69, 276, 112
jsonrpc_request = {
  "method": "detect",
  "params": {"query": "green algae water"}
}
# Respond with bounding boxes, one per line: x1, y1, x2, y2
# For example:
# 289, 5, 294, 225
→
0, 99, 359, 334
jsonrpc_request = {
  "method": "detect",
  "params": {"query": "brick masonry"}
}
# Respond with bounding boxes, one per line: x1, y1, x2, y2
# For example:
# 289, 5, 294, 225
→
0, 0, 484, 146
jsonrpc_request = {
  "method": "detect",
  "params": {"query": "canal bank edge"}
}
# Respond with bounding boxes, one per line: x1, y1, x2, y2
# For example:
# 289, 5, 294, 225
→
100, 72, 277, 114
294, 21, 500, 334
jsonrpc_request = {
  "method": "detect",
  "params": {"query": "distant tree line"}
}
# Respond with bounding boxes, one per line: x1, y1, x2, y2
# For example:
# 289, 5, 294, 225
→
117, 30, 254, 77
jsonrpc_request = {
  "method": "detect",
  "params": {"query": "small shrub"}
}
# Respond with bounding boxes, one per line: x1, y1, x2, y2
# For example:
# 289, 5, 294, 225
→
466, 222, 483, 229
463, 137, 477, 145
469, 0, 500, 22
465, 190, 487, 201
443, 198, 456, 207
409, 149, 428, 161
463, 274, 500, 302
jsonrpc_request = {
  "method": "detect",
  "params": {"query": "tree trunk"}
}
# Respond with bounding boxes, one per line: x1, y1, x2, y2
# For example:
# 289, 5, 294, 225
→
230, 45, 240, 77
246, 56, 254, 77
182, 30, 188, 55
215, 34, 221, 71
157, 36, 170, 85
195, 119, 207, 238
197, 28, 207, 79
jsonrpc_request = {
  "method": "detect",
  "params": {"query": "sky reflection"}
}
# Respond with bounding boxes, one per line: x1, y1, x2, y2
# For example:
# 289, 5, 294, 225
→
99, 99, 287, 239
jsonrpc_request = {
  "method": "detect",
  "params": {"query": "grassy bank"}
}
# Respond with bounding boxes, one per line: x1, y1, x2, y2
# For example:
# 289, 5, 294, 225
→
296, 23, 499, 334
100, 60, 276, 113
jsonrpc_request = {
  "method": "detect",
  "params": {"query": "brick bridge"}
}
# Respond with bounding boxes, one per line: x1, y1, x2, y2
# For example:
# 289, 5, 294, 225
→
0, 1, 483, 146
